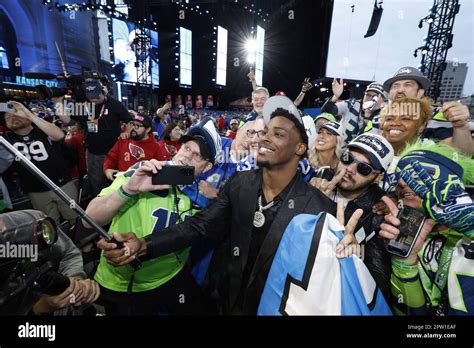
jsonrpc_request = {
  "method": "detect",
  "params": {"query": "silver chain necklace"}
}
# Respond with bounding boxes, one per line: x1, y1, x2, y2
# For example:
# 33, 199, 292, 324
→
253, 194, 276, 228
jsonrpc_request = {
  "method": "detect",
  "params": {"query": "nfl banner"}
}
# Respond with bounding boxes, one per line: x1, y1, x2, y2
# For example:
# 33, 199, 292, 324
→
257, 213, 392, 315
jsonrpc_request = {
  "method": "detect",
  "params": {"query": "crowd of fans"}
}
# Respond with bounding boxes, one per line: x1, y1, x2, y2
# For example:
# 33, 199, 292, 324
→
0, 64, 473, 316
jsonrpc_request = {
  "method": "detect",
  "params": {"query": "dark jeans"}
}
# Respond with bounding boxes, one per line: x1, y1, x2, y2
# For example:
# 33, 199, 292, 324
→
86, 151, 107, 197
97, 267, 216, 315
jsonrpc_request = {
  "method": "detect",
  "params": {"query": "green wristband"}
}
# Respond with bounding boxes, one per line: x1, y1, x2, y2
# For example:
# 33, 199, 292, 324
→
117, 185, 137, 202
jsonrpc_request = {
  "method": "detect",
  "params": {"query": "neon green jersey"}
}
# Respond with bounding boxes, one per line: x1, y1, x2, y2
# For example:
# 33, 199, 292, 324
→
94, 163, 196, 292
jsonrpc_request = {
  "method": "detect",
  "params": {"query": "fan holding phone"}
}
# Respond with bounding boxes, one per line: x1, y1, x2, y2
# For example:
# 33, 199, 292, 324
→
379, 143, 474, 316
84, 117, 221, 315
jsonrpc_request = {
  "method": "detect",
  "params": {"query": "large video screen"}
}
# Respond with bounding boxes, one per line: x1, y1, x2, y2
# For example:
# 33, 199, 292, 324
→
326, 0, 474, 95
0, 1, 98, 78
112, 18, 159, 86
216, 26, 228, 86
255, 26, 265, 87
179, 27, 192, 87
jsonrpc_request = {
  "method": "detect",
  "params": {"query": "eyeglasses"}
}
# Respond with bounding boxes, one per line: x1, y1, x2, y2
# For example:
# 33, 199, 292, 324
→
340, 151, 378, 176
182, 144, 208, 162
246, 129, 266, 138
129, 122, 145, 129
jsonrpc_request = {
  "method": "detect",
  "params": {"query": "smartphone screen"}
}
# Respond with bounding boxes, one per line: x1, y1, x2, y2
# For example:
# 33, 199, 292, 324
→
386, 206, 426, 257
151, 165, 195, 186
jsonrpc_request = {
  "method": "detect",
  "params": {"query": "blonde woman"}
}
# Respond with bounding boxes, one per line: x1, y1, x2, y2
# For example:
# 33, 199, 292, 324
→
308, 121, 345, 173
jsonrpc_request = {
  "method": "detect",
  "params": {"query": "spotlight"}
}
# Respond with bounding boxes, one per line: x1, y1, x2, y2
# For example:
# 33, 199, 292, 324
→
245, 39, 257, 53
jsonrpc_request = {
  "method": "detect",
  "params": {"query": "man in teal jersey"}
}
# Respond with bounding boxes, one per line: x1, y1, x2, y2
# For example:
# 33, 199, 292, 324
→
84, 118, 220, 315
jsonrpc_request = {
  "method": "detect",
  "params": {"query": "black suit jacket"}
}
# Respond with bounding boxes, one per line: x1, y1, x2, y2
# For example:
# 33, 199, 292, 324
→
145, 169, 336, 314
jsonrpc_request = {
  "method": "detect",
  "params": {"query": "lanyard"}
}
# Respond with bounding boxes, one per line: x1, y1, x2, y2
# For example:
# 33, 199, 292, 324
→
87, 104, 106, 121
418, 232, 459, 307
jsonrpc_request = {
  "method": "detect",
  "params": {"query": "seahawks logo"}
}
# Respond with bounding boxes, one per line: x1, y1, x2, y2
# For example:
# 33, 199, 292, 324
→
397, 67, 412, 75
356, 135, 390, 158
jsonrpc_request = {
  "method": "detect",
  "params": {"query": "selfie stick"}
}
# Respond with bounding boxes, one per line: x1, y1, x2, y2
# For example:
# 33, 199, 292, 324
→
0, 136, 142, 270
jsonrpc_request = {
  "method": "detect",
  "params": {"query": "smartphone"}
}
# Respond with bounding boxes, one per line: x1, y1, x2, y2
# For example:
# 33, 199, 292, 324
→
386, 205, 426, 258
151, 165, 195, 186
0, 103, 15, 113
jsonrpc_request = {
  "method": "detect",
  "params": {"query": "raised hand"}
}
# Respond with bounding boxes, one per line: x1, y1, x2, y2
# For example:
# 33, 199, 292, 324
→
310, 168, 346, 198
331, 78, 344, 102
301, 77, 313, 92
122, 160, 170, 195
335, 199, 364, 258
379, 196, 436, 261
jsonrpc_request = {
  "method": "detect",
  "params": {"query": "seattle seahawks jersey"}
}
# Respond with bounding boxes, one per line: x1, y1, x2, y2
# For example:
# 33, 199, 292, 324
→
94, 162, 197, 292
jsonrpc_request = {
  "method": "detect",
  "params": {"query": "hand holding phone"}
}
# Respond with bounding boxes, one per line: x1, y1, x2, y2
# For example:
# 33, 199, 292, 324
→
0, 102, 16, 113
386, 205, 426, 258
151, 165, 194, 186
379, 197, 436, 259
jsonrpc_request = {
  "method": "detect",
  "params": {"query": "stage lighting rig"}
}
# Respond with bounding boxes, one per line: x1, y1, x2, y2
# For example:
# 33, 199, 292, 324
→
415, 0, 460, 101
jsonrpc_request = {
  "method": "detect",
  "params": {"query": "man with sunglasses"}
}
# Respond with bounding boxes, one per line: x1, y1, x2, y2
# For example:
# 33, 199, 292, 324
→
85, 117, 220, 315
314, 133, 395, 301
103, 113, 161, 181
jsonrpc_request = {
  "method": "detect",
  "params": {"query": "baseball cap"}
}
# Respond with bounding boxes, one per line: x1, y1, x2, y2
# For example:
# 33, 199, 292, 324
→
83, 79, 104, 100
262, 95, 303, 126
230, 119, 239, 125
275, 91, 287, 96
365, 82, 385, 96
262, 95, 308, 147
347, 133, 394, 172
383, 67, 431, 92
131, 113, 152, 128
180, 117, 222, 164
302, 115, 317, 150
314, 112, 337, 123
320, 121, 343, 137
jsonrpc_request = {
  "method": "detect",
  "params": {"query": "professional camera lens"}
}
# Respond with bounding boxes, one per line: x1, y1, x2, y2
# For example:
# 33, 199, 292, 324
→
34, 218, 57, 249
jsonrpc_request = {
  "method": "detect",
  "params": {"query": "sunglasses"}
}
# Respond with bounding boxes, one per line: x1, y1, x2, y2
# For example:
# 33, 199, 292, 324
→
340, 151, 378, 176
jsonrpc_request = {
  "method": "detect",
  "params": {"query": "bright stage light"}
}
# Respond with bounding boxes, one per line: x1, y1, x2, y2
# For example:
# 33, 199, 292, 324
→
245, 39, 257, 53
245, 39, 257, 64
247, 53, 256, 64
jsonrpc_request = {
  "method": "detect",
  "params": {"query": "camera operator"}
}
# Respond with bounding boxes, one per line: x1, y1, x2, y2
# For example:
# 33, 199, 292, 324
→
310, 133, 395, 300
2, 101, 77, 225
0, 210, 100, 315
378, 143, 474, 315
58, 79, 131, 197
32, 226, 100, 315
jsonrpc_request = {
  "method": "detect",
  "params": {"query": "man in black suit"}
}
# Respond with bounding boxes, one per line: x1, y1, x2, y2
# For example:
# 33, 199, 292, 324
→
97, 99, 339, 315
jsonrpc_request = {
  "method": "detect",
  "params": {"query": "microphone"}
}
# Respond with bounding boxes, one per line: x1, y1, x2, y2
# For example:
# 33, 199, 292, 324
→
24, 72, 59, 80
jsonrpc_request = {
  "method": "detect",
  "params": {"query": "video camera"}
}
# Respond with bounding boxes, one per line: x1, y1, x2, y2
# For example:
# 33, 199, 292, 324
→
0, 210, 71, 315
26, 70, 110, 102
